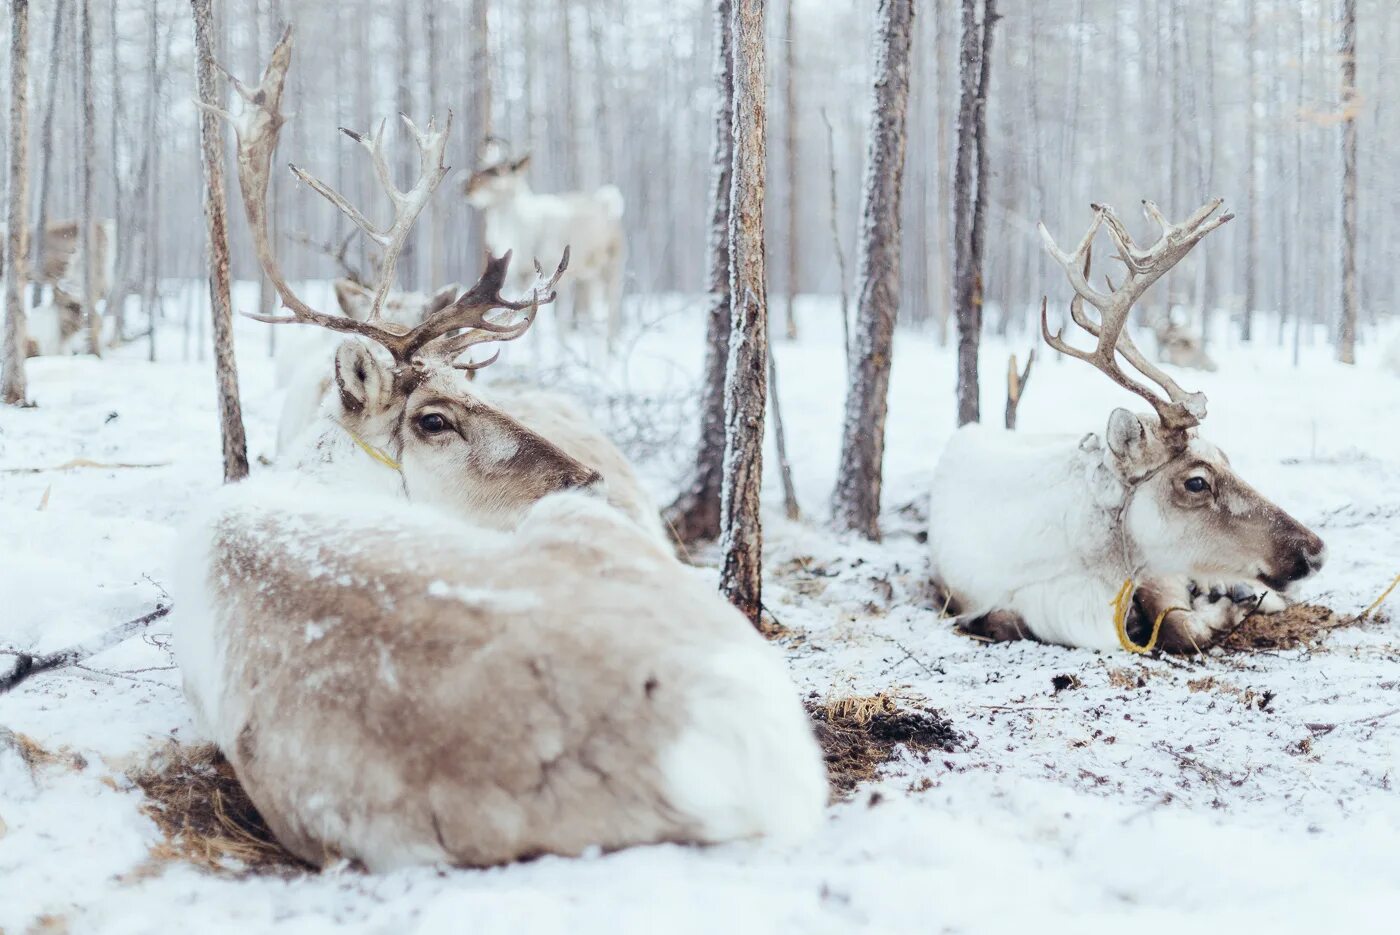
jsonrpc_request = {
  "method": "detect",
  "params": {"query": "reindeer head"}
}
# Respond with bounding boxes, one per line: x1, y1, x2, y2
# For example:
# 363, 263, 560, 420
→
1041, 200, 1326, 594
464, 138, 531, 207
213, 28, 591, 528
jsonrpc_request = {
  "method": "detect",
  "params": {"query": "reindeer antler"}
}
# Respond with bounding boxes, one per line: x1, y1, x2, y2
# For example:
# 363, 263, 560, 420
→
207, 26, 566, 373
1038, 198, 1231, 439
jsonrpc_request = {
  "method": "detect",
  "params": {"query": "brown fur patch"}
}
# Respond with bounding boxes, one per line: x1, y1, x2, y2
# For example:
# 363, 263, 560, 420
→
127, 742, 310, 878
805, 694, 959, 799
1217, 602, 1364, 653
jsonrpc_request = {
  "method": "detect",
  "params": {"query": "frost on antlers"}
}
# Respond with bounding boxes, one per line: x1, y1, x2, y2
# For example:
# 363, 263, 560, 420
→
1038, 198, 1231, 441
200, 26, 568, 375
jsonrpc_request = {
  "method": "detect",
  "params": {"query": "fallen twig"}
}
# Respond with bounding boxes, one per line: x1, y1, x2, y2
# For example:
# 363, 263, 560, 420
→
1, 458, 172, 474
0, 603, 173, 694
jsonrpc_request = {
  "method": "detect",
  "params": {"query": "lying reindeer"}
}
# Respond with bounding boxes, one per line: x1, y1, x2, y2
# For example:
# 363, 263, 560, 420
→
177, 28, 825, 870
1151, 310, 1217, 372
464, 142, 626, 347
929, 199, 1325, 652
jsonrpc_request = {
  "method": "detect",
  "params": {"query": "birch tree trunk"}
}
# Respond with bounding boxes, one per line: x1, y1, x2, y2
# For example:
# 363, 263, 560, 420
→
1241, 0, 1258, 342
719, 0, 768, 626
664, 0, 733, 546
79, 0, 101, 357
1337, 0, 1358, 365
967, 1, 996, 363
830, 0, 914, 541
191, 0, 249, 482
29, 0, 65, 309
2, 0, 30, 406
469, 0, 491, 262
781, 0, 798, 340
142, 0, 160, 361
952, 0, 981, 426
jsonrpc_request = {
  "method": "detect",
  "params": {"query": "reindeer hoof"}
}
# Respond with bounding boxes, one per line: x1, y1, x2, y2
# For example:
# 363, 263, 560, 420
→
958, 609, 1037, 644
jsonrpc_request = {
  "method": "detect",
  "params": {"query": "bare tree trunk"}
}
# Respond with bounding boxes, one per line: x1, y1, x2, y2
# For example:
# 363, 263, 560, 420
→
768, 348, 799, 520
469, 0, 491, 262
79, 0, 100, 357
2, 0, 30, 406
29, 0, 65, 309
966, 0, 996, 364
664, 0, 733, 546
933, 1, 954, 346
830, 0, 914, 541
781, 0, 798, 340
1337, 0, 1358, 364
952, 0, 981, 426
820, 108, 850, 358
1241, 0, 1258, 342
191, 0, 249, 482
257, 0, 280, 355
719, 0, 768, 626
142, 0, 164, 362
426, 0, 444, 288
1003, 347, 1034, 429
558, 0, 581, 189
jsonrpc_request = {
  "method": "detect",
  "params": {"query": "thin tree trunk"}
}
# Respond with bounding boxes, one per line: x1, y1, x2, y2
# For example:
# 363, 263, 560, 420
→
967, 0, 996, 361
1337, 0, 1358, 364
933, 1, 954, 346
106, 0, 127, 344
29, 0, 65, 309
830, 0, 914, 541
768, 347, 799, 520
79, 0, 100, 357
1241, 0, 1258, 342
469, 0, 491, 262
952, 0, 980, 425
781, 0, 798, 340
820, 108, 850, 358
2, 0, 30, 405
664, 0, 733, 546
191, 0, 250, 482
719, 0, 768, 626
426, 0, 444, 288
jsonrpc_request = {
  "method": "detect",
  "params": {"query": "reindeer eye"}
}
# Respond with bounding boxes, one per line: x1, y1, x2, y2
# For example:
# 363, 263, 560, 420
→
1184, 476, 1210, 493
417, 413, 450, 435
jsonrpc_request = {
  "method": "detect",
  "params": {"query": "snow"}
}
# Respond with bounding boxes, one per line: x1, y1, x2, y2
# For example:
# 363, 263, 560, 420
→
2, 292, 1399, 933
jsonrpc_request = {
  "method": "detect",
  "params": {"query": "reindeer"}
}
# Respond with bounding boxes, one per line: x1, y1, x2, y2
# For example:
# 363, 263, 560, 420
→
1150, 309, 1217, 372
3, 218, 117, 355
464, 142, 626, 348
928, 199, 1326, 653
176, 27, 825, 870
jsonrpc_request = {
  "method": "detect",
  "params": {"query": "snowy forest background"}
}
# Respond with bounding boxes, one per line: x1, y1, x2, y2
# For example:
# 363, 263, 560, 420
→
1, 0, 1391, 359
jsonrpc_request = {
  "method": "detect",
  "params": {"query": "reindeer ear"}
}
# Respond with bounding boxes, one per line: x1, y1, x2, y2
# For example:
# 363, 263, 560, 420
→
425, 283, 461, 316
333, 340, 390, 414
511, 154, 532, 174
333, 279, 372, 321
1105, 408, 1151, 463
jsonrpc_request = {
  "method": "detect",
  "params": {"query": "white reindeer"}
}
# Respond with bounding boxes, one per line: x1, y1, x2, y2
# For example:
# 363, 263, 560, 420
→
464, 143, 626, 347
929, 199, 1326, 653
174, 31, 825, 870
2, 218, 117, 356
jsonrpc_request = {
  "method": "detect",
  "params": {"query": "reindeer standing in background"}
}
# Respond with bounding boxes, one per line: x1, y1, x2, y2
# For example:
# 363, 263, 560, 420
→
465, 142, 626, 349
175, 31, 826, 870
2, 218, 117, 355
929, 199, 1325, 653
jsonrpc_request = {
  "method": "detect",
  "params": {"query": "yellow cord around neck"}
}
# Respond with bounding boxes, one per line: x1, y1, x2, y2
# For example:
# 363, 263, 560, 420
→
339, 423, 402, 473
1111, 578, 1186, 654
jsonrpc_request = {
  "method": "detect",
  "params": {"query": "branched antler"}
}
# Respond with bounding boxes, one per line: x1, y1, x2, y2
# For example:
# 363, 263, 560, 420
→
1038, 198, 1232, 439
205, 26, 567, 374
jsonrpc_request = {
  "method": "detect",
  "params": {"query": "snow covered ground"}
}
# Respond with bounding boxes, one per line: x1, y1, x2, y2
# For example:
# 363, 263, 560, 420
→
2, 291, 1399, 933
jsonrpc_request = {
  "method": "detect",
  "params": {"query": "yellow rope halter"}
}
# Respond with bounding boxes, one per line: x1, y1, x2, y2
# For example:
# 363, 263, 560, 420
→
339, 423, 402, 473
1111, 578, 1187, 654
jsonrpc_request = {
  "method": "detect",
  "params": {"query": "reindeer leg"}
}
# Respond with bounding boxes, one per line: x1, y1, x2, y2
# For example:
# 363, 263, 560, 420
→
1134, 577, 1251, 654
957, 608, 1039, 644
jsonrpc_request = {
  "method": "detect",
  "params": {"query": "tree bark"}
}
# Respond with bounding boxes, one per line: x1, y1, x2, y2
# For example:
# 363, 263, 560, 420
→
469, 0, 491, 262
966, 0, 996, 377
2, 0, 30, 405
191, 0, 249, 482
719, 0, 768, 626
952, 0, 980, 426
1242, 0, 1258, 342
1337, 0, 1358, 364
830, 0, 914, 541
29, 0, 65, 309
79, 0, 100, 357
781, 0, 798, 340
664, 0, 733, 546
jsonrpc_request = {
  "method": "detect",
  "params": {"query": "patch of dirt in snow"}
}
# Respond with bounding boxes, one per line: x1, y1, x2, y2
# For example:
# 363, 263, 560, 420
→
805, 693, 960, 798
1218, 602, 1375, 653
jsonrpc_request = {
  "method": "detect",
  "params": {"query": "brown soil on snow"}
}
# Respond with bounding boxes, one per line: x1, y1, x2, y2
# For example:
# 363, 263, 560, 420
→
806, 693, 960, 799
1218, 602, 1371, 653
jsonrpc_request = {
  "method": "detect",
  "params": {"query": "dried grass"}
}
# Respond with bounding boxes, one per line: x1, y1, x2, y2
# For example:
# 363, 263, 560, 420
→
127, 742, 308, 878
1218, 602, 1367, 653
806, 693, 960, 799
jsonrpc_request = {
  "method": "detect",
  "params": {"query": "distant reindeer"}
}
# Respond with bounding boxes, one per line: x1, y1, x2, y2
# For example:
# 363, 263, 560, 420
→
3, 218, 117, 355
173, 32, 827, 871
1150, 309, 1217, 372
464, 140, 626, 347
929, 199, 1325, 652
